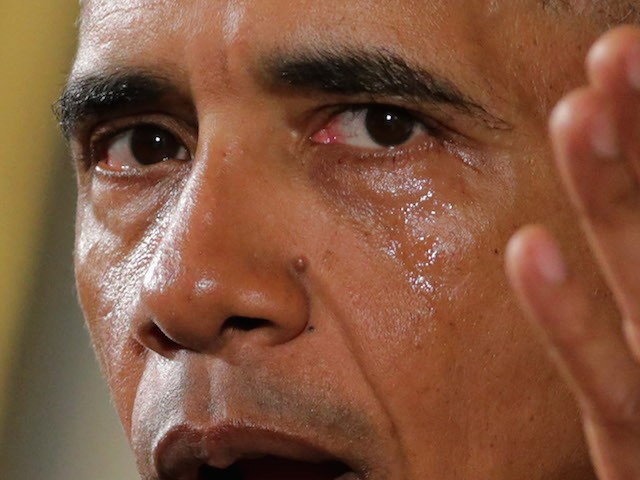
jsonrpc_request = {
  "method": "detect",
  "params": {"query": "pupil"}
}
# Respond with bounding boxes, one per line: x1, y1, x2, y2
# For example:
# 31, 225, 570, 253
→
130, 125, 182, 165
365, 107, 415, 147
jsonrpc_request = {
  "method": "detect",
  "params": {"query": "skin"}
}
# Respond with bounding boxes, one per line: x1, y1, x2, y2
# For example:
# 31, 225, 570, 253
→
64, 0, 640, 478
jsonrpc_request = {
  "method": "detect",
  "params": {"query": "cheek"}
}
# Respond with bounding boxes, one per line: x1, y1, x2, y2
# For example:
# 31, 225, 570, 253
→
312, 148, 584, 474
309, 155, 516, 400
309, 146, 517, 304
314, 216, 524, 478
75, 196, 157, 434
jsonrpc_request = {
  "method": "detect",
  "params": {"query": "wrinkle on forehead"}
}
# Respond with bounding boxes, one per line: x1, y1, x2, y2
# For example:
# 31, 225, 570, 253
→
78, 0, 173, 31
76, 0, 592, 37
543, 0, 640, 24
77, 0, 562, 21
71, 0, 601, 122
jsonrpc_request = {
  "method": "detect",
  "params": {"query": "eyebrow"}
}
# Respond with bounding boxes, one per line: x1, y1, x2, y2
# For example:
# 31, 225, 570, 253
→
56, 48, 511, 138
55, 72, 181, 138
262, 48, 511, 130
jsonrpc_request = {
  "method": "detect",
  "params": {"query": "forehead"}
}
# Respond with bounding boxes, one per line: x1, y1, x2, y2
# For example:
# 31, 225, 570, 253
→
73, 0, 585, 130
77, 0, 476, 56
75, 1, 553, 90
75, 0, 552, 56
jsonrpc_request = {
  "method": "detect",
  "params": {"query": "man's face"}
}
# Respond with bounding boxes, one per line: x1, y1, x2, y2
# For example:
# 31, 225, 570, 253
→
68, 1, 607, 478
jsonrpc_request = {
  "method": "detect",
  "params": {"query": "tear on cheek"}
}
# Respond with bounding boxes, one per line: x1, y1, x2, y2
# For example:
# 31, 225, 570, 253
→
394, 237, 443, 295
76, 214, 122, 270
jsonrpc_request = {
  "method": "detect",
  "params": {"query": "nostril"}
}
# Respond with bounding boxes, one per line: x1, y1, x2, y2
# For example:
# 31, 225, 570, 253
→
137, 323, 183, 357
221, 316, 272, 333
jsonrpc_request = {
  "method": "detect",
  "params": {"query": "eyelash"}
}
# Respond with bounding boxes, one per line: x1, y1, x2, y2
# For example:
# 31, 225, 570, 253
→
335, 103, 443, 133
82, 115, 195, 171
313, 103, 452, 158
79, 102, 452, 173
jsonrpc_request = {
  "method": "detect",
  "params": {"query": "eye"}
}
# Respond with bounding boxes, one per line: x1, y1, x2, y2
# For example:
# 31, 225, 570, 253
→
311, 105, 424, 149
96, 124, 190, 172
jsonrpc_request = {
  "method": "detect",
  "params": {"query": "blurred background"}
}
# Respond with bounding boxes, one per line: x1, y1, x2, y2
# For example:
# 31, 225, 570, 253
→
0, 1, 138, 478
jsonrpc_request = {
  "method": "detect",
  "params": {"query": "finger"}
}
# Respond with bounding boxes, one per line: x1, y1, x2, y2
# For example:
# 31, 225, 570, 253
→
550, 87, 640, 360
506, 226, 640, 420
584, 417, 640, 480
586, 26, 640, 174
506, 226, 640, 479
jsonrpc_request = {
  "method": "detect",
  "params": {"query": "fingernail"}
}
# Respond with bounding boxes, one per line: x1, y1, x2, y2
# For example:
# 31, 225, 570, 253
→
628, 41, 640, 90
591, 109, 619, 158
535, 237, 567, 286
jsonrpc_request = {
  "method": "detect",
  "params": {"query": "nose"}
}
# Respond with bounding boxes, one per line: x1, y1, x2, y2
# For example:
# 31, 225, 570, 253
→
134, 149, 310, 357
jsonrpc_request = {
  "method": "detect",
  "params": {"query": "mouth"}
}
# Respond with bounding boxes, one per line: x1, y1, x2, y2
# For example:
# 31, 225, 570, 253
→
197, 457, 356, 480
153, 424, 363, 480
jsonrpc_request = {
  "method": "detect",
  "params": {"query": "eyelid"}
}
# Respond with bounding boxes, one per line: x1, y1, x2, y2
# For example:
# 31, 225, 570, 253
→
323, 102, 452, 138
309, 102, 449, 149
82, 114, 197, 171
302, 101, 487, 170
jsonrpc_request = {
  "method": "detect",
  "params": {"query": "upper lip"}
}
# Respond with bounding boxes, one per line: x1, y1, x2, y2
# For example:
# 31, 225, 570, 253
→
153, 423, 360, 479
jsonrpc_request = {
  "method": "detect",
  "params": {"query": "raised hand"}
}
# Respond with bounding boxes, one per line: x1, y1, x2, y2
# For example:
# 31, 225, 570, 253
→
506, 26, 640, 480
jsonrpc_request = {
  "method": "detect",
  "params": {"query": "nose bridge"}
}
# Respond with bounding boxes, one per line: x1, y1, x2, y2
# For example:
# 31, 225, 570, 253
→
136, 142, 309, 355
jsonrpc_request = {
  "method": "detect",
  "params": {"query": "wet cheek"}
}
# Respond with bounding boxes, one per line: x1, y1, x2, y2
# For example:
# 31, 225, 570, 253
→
383, 159, 517, 302
313, 158, 479, 299
309, 159, 485, 354
384, 187, 465, 296
88, 173, 180, 238
311, 153, 522, 395
75, 199, 160, 431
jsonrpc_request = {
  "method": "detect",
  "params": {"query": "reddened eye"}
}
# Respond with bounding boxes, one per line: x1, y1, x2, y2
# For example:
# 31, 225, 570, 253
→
312, 105, 423, 149
98, 124, 190, 171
